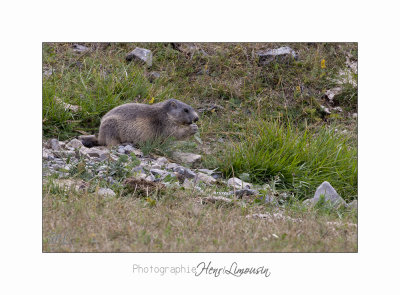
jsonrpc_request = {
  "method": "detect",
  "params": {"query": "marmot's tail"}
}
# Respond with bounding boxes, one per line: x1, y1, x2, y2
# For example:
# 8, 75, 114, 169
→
78, 135, 99, 147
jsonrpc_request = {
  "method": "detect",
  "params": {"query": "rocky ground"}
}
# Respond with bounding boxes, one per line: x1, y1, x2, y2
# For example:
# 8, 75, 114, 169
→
43, 136, 357, 213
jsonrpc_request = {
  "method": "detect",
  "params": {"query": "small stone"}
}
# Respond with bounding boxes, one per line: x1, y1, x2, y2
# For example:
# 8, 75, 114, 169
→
86, 147, 109, 159
325, 87, 342, 103
150, 168, 168, 177
166, 163, 179, 170
43, 68, 55, 77
257, 46, 298, 65
320, 105, 331, 114
305, 181, 347, 208
196, 172, 216, 185
145, 174, 156, 182
49, 138, 61, 151
72, 44, 89, 53
66, 138, 84, 149
126, 47, 153, 67
174, 166, 196, 179
53, 179, 87, 191
156, 157, 169, 166
123, 145, 134, 154
197, 168, 216, 175
42, 148, 54, 160
352, 113, 358, 119
227, 177, 252, 189
172, 152, 202, 166
332, 106, 343, 112
97, 188, 116, 198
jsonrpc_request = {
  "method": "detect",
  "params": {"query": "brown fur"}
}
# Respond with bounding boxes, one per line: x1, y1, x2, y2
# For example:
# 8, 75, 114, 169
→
91, 99, 199, 147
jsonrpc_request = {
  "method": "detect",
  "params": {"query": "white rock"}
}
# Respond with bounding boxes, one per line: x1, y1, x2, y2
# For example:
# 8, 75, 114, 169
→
97, 188, 116, 198
325, 87, 342, 102
257, 46, 298, 65
352, 113, 358, 119
227, 177, 252, 189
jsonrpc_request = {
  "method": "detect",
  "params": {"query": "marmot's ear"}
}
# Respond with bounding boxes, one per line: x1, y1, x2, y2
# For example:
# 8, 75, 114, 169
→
169, 100, 177, 109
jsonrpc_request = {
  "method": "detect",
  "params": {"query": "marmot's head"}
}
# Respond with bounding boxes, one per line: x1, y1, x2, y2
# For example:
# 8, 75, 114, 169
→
165, 99, 199, 125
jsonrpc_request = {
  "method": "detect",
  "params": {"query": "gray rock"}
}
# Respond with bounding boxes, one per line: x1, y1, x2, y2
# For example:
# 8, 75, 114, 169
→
166, 163, 179, 170
126, 47, 153, 67
117, 147, 125, 154
227, 177, 252, 189
352, 113, 358, 119
97, 188, 116, 198
196, 172, 216, 185
66, 138, 84, 149
150, 168, 169, 177
257, 46, 298, 65
81, 147, 109, 160
305, 181, 346, 208
174, 166, 196, 179
43, 68, 55, 77
144, 173, 156, 182
42, 148, 54, 160
156, 157, 169, 166
172, 152, 202, 166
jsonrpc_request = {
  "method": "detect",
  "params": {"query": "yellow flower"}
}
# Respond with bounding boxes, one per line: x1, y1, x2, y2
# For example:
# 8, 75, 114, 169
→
296, 86, 301, 92
321, 59, 326, 69
149, 97, 155, 104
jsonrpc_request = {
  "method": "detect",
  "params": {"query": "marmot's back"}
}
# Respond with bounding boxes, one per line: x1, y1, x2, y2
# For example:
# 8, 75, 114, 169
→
97, 99, 199, 146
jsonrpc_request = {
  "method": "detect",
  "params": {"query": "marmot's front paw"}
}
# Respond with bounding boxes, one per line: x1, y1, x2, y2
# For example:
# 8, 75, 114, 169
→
189, 123, 198, 134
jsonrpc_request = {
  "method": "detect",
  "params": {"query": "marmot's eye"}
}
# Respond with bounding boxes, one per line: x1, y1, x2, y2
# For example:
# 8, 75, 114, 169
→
184, 108, 189, 113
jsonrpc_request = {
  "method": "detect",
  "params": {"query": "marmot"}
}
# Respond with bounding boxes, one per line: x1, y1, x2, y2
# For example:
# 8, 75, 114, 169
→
81, 99, 199, 147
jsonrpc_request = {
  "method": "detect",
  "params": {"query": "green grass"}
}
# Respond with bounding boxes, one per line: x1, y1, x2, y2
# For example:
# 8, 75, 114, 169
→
42, 43, 358, 252
217, 120, 357, 201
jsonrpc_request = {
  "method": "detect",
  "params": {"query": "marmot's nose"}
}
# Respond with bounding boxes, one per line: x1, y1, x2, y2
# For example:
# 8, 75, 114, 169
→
193, 116, 199, 122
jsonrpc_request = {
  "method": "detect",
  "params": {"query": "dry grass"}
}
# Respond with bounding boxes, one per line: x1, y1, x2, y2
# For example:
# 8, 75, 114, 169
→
42, 185, 357, 252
